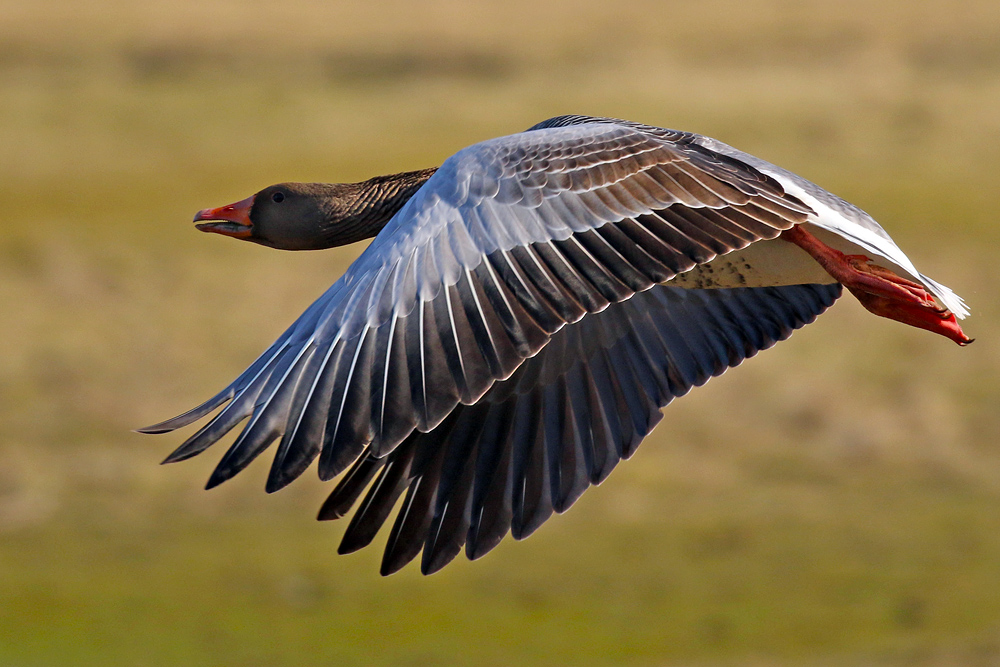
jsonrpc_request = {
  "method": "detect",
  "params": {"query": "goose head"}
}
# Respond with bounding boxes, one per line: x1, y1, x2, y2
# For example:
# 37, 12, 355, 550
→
193, 169, 437, 251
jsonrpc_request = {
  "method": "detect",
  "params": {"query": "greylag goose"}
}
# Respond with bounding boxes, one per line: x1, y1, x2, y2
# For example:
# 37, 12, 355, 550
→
141, 115, 971, 575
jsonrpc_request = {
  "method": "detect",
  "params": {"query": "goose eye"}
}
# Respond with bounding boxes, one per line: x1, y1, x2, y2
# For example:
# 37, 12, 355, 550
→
271, 192, 285, 203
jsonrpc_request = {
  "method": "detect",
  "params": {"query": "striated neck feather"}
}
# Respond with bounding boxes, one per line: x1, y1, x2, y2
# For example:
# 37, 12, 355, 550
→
316, 168, 438, 248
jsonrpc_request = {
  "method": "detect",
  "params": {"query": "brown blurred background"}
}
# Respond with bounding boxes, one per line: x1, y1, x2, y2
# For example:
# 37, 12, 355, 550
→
1, 1, 999, 664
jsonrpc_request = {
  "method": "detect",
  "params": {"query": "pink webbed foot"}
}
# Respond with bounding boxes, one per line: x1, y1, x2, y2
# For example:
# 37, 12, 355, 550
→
780, 225, 972, 346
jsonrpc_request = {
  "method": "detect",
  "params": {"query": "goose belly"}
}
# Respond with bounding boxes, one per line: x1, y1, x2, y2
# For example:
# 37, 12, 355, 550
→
665, 234, 835, 289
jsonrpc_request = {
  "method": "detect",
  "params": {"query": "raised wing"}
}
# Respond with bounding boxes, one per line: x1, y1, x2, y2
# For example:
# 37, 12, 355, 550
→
143, 120, 818, 506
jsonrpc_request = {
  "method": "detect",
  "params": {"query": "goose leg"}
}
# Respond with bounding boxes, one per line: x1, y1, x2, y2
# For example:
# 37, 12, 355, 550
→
780, 225, 972, 346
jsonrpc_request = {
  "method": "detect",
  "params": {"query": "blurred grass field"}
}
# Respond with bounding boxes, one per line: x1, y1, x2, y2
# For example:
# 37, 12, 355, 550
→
1, 1, 999, 664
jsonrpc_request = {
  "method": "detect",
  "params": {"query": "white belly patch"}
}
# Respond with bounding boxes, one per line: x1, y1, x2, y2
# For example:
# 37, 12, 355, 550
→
666, 236, 835, 289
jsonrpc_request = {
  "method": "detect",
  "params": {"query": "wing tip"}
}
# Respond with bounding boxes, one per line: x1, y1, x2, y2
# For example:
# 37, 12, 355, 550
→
136, 389, 234, 435
135, 416, 194, 435
135, 425, 172, 435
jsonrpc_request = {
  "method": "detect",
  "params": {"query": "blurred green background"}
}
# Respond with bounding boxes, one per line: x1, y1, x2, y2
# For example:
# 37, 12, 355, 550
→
1, 1, 999, 664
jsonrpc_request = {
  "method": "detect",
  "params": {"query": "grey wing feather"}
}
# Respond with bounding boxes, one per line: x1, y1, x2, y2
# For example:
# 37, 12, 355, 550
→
148, 117, 820, 504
